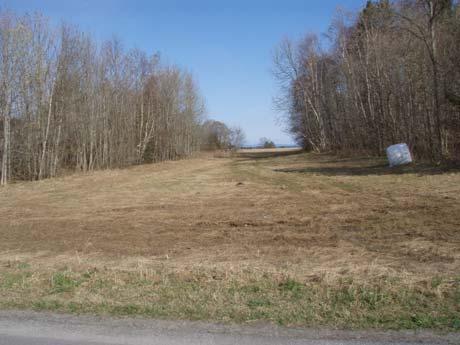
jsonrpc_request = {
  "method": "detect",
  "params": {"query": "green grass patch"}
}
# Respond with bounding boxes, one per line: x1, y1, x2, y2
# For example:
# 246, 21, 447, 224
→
0, 268, 459, 330
50, 271, 82, 293
0, 272, 29, 289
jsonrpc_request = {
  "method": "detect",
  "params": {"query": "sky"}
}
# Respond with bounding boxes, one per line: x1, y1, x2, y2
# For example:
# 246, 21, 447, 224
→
2, 0, 365, 146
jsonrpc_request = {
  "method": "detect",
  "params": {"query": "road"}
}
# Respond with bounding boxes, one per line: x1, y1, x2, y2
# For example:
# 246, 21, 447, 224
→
0, 311, 457, 345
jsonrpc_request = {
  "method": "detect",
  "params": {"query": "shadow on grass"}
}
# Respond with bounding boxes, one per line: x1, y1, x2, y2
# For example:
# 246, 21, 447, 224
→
236, 149, 304, 160
274, 163, 460, 176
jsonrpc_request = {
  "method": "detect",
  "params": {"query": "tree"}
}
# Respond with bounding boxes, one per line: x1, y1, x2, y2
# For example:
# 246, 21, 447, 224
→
395, 0, 454, 159
273, 0, 460, 161
229, 126, 246, 150
259, 137, 276, 149
201, 120, 231, 150
0, 10, 207, 184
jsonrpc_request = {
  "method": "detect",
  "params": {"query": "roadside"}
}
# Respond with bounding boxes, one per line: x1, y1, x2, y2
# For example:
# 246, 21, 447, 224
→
0, 311, 458, 345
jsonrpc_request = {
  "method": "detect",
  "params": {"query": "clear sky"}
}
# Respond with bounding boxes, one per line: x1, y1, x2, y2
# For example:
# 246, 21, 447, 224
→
2, 0, 364, 145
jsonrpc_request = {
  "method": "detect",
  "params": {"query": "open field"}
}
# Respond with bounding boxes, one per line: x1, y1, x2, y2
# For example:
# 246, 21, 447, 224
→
0, 150, 459, 329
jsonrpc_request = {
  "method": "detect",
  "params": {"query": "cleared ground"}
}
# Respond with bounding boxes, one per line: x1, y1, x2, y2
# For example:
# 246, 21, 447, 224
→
0, 149, 459, 329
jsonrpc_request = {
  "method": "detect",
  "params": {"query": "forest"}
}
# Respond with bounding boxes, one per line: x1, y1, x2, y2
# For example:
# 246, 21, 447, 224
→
273, 0, 460, 162
3, 1, 459, 186
0, 11, 246, 185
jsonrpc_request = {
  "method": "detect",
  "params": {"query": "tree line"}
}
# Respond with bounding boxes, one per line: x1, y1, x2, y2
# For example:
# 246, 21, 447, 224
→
273, 0, 460, 162
0, 10, 243, 185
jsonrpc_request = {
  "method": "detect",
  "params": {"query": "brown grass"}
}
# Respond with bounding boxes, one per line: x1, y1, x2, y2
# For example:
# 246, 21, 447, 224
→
0, 150, 459, 328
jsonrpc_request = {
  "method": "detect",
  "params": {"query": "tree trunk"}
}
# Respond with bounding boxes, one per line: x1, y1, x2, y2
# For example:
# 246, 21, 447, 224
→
1, 115, 10, 185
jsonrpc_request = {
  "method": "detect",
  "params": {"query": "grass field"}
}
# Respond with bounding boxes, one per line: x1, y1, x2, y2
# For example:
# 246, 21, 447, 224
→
0, 149, 459, 329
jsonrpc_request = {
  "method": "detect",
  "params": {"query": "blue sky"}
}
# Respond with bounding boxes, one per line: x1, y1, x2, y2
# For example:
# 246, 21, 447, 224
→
3, 0, 364, 145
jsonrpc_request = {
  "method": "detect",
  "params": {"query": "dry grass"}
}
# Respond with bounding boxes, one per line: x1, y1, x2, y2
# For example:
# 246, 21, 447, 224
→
0, 150, 459, 329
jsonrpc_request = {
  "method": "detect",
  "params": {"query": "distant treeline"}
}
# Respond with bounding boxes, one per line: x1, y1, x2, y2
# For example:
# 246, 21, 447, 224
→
0, 11, 247, 185
273, 0, 460, 162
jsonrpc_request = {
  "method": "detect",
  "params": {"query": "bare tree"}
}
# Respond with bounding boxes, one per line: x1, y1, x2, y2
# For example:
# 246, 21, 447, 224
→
229, 126, 246, 150
273, 0, 460, 161
0, 10, 209, 184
